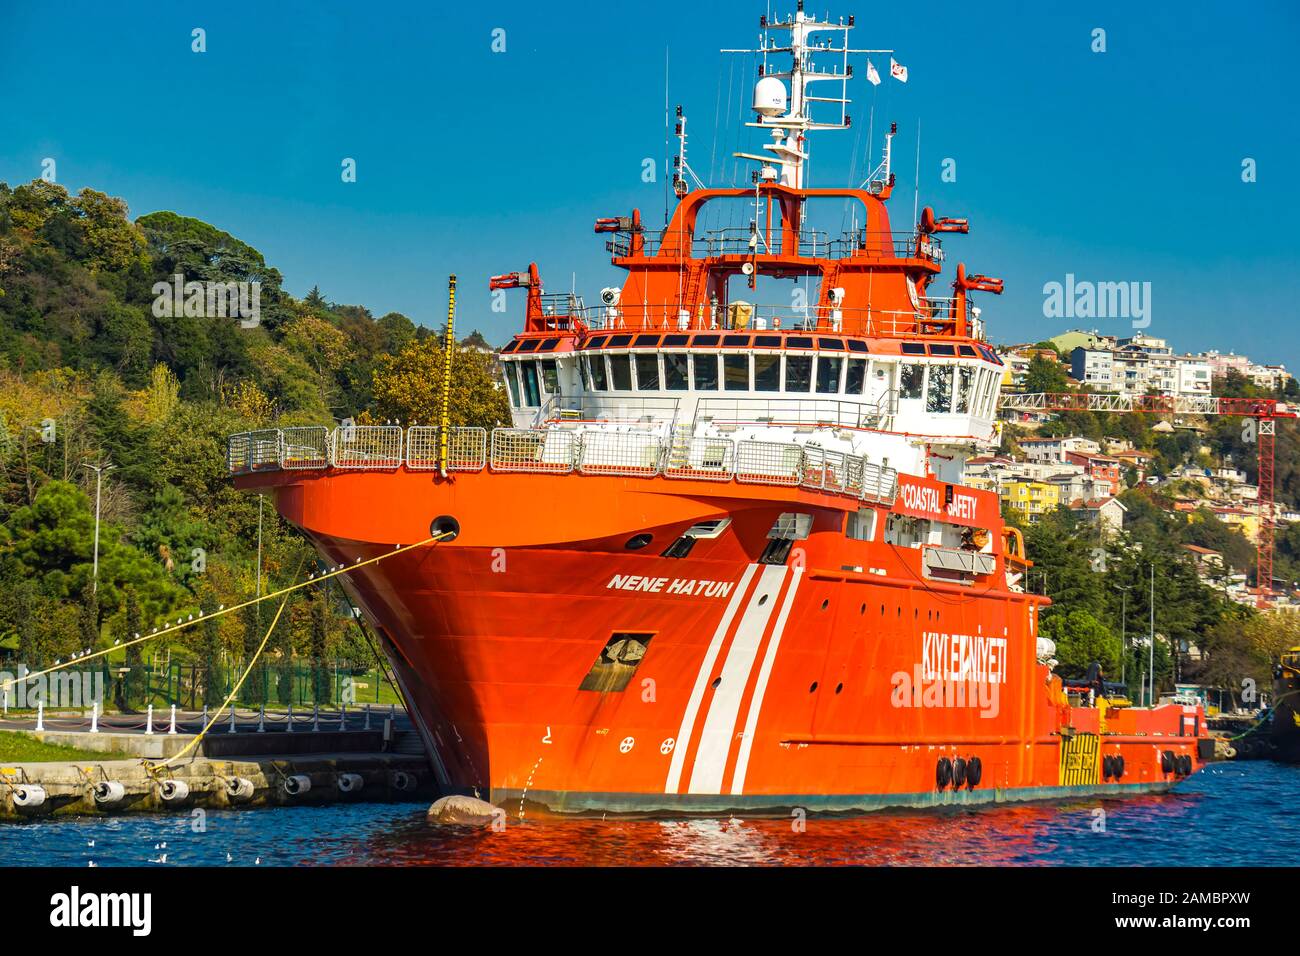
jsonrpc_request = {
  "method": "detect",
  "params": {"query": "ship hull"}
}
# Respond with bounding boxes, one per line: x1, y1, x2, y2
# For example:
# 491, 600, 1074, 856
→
242, 467, 1210, 815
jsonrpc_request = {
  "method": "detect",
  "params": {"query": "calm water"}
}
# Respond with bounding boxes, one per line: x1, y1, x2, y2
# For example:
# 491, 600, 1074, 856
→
4, 761, 1297, 867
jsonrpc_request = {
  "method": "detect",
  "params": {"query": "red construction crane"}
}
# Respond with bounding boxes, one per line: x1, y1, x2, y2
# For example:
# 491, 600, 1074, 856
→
998, 392, 1296, 607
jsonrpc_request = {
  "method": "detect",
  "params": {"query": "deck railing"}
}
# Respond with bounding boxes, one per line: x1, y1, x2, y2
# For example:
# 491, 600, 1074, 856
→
228, 425, 898, 507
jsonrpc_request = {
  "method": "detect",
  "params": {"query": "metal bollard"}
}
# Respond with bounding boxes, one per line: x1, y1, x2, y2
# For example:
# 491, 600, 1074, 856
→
35, 700, 44, 732
364, 703, 371, 730
2, 688, 8, 715
90, 700, 99, 734
312, 704, 320, 733
257, 706, 265, 733
340, 703, 347, 731
287, 703, 294, 734
201, 704, 208, 727
168, 704, 177, 735
145, 704, 153, 735
228, 704, 237, 733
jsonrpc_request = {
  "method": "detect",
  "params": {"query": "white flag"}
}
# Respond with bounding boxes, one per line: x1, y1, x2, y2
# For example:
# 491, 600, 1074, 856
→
865, 59, 881, 86
890, 56, 908, 83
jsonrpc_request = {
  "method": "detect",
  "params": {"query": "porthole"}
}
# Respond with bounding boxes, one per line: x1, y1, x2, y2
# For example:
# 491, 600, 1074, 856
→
430, 515, 460, 541
835, 683, 843, 694
625, 533, 653, 550
758, 594, 769, 606
860, 603, 866, 615
711, 676, 721, 689
820, 599, 829, 611
809, 682, 819, 693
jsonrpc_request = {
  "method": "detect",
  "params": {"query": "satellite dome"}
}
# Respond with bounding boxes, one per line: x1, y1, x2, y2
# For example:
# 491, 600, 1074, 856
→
753, 76, 787, 117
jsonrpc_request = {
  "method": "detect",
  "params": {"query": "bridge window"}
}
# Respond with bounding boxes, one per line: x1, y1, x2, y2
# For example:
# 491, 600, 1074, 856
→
955, 366, 974, 414
816, 356, 843, 394
754, 353, 781, 391
900, 363, 924, 400
635, 353, 660, 390
504, 364, 521, 406
845, 358, 867, 395
723, 354, 750, 390
520, 361, 541, 406
692, 353, 718, 390
587, 354, 608, 391
663, 353, 689, 390
783, 354, 812, 392
926, 365, 953, 413
610, 354, 633, 391
541, 359, 559, 395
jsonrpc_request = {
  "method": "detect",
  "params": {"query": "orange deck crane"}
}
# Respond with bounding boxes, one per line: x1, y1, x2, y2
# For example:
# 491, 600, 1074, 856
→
998, 392, 1296, 607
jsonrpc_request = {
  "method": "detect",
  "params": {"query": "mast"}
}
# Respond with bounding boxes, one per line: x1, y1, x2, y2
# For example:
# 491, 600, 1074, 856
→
722, 2, 891, 189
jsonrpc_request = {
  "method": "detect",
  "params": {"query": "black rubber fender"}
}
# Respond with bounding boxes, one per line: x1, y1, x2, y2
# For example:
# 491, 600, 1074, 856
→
936, 757, 953, 790
966, 756, 982, 788
1114, 754, 1125, 779
1160, 750, 1175, 774
1102, 754, 1115, 780
952, 757, 967, 788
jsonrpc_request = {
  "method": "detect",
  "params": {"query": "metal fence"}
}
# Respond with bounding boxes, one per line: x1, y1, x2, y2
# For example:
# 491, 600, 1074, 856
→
228, 425, 899, 507
406, 426, 488, 471
577, 431, 663, 477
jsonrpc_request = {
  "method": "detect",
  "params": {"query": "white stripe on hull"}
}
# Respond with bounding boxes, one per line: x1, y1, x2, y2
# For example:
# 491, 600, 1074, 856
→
663, 564, 758, 793
730, 567, 803, 794
687, 564, 789, 794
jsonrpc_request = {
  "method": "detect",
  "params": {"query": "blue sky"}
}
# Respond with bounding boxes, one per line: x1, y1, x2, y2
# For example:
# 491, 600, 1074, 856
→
2, 0, 1297, 367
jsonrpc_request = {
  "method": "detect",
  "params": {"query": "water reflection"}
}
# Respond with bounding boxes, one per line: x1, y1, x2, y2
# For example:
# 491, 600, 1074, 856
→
1, 762, 1296, 867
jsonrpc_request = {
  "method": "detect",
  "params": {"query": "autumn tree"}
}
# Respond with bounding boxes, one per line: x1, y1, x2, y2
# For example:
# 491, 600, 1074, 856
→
370, 340, 509, 428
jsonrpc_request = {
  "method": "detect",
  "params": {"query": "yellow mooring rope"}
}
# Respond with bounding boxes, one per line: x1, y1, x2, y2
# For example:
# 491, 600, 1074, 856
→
0, 533, 447, 697
148, 584, 295, 770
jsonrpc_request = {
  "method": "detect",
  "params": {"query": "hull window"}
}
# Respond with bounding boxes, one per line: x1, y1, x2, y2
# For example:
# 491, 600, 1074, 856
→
579, 633, 654, 693
846, 508, 878, 541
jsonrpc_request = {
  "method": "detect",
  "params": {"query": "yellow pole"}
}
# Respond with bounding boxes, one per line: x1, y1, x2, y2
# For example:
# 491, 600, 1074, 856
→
440, 274, 456, 477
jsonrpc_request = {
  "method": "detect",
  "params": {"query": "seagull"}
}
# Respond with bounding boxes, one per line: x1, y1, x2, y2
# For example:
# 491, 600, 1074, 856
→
87, 839, 95, 847
88, 861, 97, 867
254, 856, 261, 865
226, 852, 232, 862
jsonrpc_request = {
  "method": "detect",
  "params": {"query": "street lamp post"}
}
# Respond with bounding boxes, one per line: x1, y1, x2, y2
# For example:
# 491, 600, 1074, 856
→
1148, 561, 1156, 707
1114, 584, 1132, 686
81, 462, 116, 594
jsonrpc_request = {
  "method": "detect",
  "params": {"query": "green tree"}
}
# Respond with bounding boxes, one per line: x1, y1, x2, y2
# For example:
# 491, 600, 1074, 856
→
1042, 609, 1120, 677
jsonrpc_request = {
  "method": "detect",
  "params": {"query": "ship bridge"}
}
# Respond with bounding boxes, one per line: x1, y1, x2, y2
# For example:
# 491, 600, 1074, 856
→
492, 7, 1005, 487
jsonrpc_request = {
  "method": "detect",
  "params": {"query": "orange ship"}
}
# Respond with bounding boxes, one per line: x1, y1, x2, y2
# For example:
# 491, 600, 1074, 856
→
230, 4, 1210, 815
